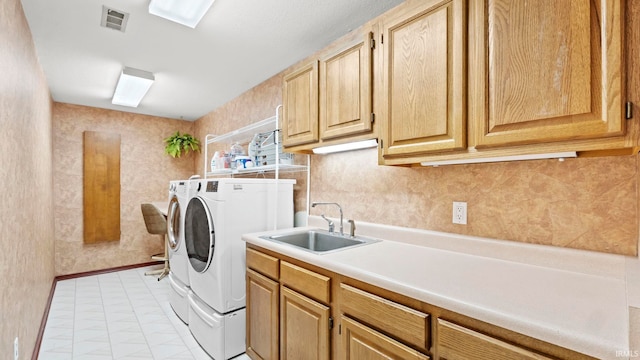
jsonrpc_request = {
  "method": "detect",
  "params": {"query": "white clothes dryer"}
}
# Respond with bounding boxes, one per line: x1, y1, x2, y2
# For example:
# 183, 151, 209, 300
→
184, 178, 294, 359
166, 178, 198, 323
167, 180, 190, 284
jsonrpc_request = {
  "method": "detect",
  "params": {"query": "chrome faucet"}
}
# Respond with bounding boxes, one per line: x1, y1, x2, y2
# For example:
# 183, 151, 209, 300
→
312, 202, 343, 236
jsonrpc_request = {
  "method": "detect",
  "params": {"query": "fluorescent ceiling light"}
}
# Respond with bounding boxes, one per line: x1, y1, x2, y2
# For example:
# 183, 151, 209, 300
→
111, 67, 155, 108
420, 152, 577, 167
148, 0, 215, 28
312, 139, 378, 154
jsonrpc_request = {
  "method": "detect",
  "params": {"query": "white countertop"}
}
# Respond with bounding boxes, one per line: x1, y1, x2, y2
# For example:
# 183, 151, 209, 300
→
243, 217, 639, 360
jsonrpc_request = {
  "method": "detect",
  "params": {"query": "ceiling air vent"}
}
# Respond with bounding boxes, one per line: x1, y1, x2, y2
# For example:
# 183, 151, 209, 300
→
100, 6, 129, 32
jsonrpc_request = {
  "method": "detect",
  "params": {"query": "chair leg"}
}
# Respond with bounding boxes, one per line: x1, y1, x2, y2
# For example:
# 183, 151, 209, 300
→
157, 235, 170, 281
145, 268, 165, 276
145, 234, 170, 280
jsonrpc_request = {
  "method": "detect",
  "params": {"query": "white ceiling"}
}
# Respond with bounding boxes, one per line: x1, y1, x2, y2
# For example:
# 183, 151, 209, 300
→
21, 0, 404, 121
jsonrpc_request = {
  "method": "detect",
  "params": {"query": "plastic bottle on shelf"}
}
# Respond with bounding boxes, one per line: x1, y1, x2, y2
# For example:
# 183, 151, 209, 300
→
216, 151, 225, 169
210, 151, 219, 172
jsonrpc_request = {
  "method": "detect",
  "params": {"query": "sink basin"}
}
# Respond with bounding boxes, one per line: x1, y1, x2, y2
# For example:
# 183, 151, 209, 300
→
260, 230, 380, 254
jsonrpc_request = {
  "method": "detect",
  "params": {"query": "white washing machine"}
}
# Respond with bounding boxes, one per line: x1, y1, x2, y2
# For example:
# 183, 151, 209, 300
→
184, 178, 294, 359
166, 178, 198, 324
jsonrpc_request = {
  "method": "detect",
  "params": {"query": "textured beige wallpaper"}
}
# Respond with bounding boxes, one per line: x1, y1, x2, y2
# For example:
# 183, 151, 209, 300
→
194, 74, 309, 214
310, 148, 638, 255
0, 0, 55, 357
194, 73, 284, 177
195, 74, 283, 145
53, 103, 196, 275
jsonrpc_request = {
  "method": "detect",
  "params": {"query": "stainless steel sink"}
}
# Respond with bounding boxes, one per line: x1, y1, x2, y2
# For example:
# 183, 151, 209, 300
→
260, 230, 380, 254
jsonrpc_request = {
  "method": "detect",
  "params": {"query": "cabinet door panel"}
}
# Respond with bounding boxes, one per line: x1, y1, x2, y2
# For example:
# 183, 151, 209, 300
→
280, 286, 330, 360
470, 0, 624, 147
382, 0, 466, 157
341, 316, 430, 360
246, 269, 279, 360
283, 61, 319, 147
320, 32, 373, 140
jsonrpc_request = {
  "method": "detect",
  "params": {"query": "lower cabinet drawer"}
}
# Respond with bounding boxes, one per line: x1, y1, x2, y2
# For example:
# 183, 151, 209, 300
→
247, 247, 280, 280
340, 283, 430, 351
437, 319, 553, 360
341, 316, 430, 360
280, 261, 331, 304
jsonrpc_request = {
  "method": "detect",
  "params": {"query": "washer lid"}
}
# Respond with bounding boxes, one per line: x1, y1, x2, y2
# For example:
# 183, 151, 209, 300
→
184, 196, 215, 273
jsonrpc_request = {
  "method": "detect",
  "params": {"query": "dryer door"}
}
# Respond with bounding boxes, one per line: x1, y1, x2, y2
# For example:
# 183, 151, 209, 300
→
184, 196, 215, 273
167, 195, 180, 251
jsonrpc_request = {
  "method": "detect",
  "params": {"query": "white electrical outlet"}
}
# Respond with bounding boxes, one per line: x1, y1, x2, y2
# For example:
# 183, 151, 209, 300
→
453, 202, 467, 225
14, 337, 18, 360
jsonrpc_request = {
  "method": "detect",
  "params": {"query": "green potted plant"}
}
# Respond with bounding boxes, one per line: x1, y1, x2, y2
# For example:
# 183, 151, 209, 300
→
164, 132, 200, 158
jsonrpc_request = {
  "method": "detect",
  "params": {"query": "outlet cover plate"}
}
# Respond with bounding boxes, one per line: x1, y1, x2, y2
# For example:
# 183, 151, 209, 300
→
453, 202, 467, 225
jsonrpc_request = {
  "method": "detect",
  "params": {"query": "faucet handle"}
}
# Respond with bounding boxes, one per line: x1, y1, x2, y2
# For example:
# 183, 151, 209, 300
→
320, 214, 335, 233
348, 219, 356, 237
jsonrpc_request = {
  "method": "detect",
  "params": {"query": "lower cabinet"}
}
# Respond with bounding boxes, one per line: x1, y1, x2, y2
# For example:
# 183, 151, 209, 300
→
341, 316, 430, 360
246, 245, 594, 360
247, 247, 332, 360
280, 286, 330, 360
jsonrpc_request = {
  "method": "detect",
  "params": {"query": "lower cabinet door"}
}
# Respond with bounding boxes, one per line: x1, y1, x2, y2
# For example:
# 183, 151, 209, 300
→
246, 269, 279, 360
280, 286, 330, 360
341, 316, 430, 360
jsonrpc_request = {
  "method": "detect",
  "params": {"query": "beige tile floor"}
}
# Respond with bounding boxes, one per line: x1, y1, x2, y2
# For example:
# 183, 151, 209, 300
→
37, 265, 250, 360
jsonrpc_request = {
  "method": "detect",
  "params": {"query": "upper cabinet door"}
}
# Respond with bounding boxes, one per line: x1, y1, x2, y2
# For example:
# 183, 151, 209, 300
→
282, 61, 319, 147
381, 0, 467, 158
469, 0, 625, 148
319, 31, 374, 141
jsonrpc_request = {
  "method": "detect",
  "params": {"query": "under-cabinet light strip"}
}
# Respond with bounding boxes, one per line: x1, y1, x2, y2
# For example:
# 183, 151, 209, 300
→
420, 152, 577, 167
312, 139, 378, 154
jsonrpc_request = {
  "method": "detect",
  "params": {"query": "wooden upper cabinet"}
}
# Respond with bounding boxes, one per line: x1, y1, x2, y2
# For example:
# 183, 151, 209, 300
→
381, 0, 466, 158
282, 60, 319, 147
319, 31, 374, 140
469, 0, 625, 148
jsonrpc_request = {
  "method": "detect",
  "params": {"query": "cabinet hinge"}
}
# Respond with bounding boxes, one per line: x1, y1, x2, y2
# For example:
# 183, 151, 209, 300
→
370, 113, 375, 124
380, 139, 383, 148
370, 38, 375, 50
339, 324, 342, 335
380, 34, 384, 44
329, 317, 334, 330
627, 102, 634, 119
